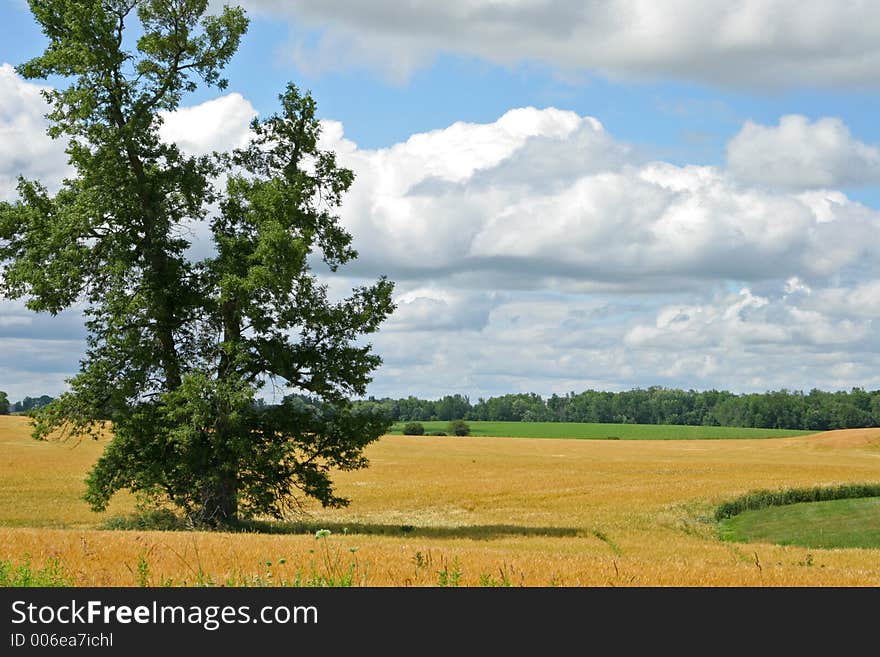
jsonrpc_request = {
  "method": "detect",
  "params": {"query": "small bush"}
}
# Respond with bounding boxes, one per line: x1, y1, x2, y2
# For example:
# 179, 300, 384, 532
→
402, 422, 425, 436
448, 419, 470, 436
427, 431, 447, 436
102, 508, 187, 531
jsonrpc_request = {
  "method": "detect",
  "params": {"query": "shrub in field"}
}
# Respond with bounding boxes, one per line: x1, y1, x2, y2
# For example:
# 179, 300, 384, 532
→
403, 422, 425, 435
427, 431, 447, 436
102, 508, 186, 531
448, 420, 470, 436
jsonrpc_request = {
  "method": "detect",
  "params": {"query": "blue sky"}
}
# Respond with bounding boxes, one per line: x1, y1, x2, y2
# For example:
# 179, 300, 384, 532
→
3, 1, 880, 402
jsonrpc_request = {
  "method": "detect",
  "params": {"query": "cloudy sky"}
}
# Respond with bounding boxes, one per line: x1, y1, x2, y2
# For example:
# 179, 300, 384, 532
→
3, 0, 880, 402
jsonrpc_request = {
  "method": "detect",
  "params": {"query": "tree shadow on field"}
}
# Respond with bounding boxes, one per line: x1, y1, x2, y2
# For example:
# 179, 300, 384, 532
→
238, 520, 581, 540
102, 511, 581, 539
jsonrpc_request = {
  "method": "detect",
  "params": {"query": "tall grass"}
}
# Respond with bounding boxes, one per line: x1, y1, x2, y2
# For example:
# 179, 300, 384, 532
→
2, 414, 880, 586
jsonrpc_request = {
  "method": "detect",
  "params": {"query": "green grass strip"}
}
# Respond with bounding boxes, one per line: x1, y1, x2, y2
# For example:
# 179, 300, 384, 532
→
719, 497, 880, 549
389, 420, 813, 440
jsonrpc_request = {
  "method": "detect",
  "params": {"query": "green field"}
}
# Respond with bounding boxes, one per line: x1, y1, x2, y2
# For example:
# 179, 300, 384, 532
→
720, 497, 880, 549
388, 420, 814, 440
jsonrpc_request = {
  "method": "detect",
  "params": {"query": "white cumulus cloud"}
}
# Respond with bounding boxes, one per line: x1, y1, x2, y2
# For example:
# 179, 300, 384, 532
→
0, 67, 260, 200
624, 288, 870, 351
727, 115, 880, 188
159, 93, 258, 156
6, 65, 880, 398
236, 0, 880, 88
316, 109, 880, 291
0, 63, 71, 201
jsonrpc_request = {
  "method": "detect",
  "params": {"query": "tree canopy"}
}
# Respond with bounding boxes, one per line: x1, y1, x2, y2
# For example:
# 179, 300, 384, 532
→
0, 0, 394, 527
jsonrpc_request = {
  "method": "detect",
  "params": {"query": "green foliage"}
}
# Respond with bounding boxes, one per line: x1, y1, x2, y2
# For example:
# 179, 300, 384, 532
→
366, 386, 880, 430
102, 508, 186, 531
136, 552, 151, 587
84, 369, 392, 526
402, 422, 425, 435
2, 1, 394, 528
448, 419, 470, 436
435, 394, 470, 421
714, 482, 880, 520
426, 431, 447, 436
436, 557, 462, 587
0, 391, 8, 415
10, 395, 54, 414
0, 556, 71, 587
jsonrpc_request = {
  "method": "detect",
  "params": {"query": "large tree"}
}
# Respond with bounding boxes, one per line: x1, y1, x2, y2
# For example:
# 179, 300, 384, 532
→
0, 0, 394, 527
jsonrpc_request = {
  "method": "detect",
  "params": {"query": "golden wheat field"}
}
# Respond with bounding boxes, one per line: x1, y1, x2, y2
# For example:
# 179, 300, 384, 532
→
1, 415, 880, 586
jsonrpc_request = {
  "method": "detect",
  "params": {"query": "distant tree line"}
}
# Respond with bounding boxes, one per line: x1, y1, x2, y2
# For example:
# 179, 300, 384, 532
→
0, 393, 55, 415
355, 387, 880, 431
4, 387, 879, 431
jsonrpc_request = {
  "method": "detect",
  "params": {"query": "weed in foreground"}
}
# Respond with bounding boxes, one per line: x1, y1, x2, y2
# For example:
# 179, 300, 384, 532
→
437, 557, 462, 587
0, 556, 72, 587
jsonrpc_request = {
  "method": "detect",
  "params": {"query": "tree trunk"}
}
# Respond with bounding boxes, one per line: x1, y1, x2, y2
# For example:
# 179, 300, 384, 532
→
198, 299, 243, 527
201, 474, 238, 527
